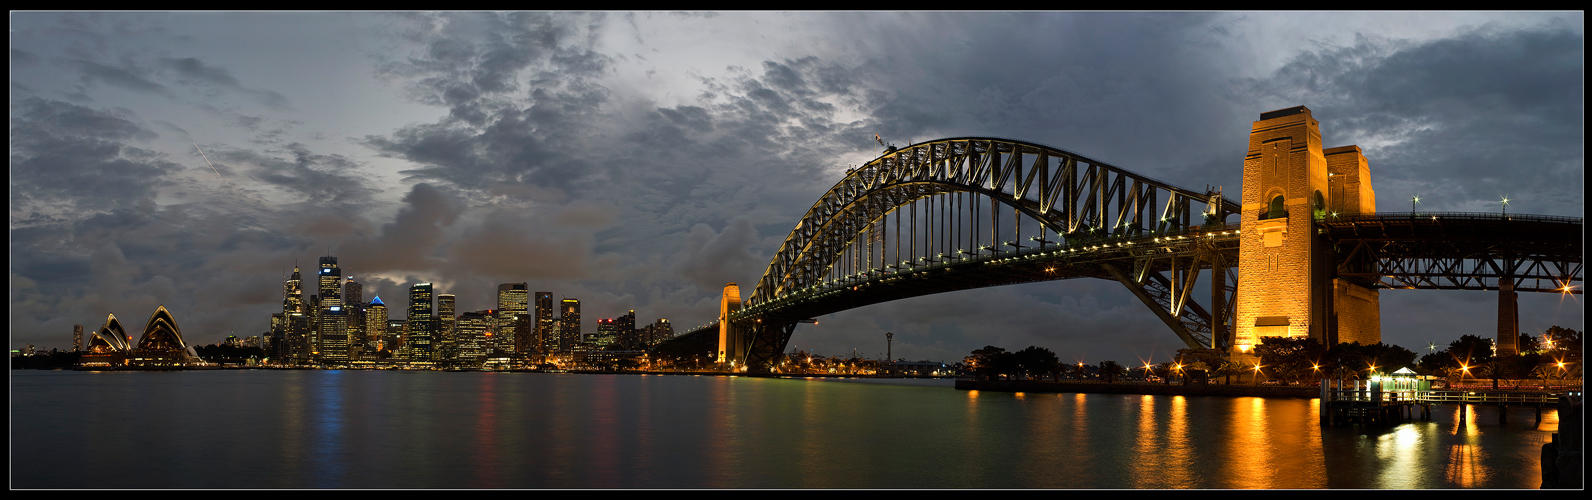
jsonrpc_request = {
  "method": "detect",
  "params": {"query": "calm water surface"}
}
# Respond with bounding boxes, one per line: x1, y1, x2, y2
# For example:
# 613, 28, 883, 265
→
11, 370, 1556, 488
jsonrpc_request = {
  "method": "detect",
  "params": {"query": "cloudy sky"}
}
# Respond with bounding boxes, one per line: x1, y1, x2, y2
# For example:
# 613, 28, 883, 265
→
10, 12, 1583, 364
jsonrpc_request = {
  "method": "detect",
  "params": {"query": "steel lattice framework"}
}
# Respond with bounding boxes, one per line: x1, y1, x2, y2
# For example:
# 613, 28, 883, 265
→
1322, 213, 1583, 292
659, 142, 1584, 373
726, 138, 1241, 371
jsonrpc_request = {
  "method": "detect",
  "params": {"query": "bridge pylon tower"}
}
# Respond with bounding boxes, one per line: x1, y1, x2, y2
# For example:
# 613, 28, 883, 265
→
1235, 106, 1380, 360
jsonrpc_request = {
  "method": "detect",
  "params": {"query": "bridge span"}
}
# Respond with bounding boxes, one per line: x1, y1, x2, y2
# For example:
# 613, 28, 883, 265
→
658, 107, 1582, 372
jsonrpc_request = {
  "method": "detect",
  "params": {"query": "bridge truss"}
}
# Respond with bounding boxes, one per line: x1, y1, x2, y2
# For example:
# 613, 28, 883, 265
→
1322, 212, 1583, 293
727, 138, 1241, 371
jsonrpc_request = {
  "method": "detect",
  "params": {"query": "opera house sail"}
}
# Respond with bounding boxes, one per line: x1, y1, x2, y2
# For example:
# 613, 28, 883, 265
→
77, 305, 208, 370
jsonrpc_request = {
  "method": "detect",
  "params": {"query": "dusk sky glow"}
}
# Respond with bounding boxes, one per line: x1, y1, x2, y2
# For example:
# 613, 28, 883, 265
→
9, 12, 1583, 363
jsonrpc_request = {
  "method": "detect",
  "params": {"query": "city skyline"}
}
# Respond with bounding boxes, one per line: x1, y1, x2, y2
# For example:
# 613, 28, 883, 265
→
10, 12, 1584, 364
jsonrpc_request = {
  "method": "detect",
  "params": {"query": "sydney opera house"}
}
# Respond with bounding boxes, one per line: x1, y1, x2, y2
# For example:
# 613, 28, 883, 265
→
77, 305, 208, 369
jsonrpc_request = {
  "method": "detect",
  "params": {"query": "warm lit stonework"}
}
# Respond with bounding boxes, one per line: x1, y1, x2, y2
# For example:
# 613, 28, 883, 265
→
1235, 106, 1379, 358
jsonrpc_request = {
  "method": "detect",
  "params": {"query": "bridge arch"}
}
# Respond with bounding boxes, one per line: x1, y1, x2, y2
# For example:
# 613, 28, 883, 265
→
725, 138, 1242, 370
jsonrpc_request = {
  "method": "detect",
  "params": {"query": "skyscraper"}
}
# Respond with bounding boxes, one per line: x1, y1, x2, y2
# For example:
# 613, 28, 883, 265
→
437, 293, 457, 344
344, 276, 362, 306
535, 292, 554, 354
408, 283, 434, 363
73, 324, 83, 352
497, 283, 528, 352
559, 298, 580, 353
318, 256, 341, 309
367, 296, 388, 351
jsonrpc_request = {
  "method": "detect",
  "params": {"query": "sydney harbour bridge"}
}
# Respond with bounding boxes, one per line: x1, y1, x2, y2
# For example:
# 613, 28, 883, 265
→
659, 106, 1583, 372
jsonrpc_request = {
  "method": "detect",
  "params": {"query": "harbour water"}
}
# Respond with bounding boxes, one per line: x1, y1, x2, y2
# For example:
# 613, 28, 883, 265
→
11, 370, 1557, 488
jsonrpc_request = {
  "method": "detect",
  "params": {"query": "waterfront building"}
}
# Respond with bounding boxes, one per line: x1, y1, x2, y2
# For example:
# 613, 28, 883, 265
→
560, 298, 580, 353
512, 313, 534, 355
616, 310, 637, 349
595, 318, 617, 348
437, 293, 457, 360
79, 313, 131, 367
318, 306, 349, 363
368, 297, 389, 351
73, 324, 83, 352
535, 292, 554, 354
497, 283, 528, 352
456, 311, 490, 366
388, 319, 406, 352
645, 318, 673, 346
408, 283, 435, 363
318, 256, 341, 310
128, 305, 195, 368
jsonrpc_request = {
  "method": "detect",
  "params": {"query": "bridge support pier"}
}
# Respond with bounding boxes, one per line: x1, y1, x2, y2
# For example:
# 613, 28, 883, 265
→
1498, 276, 1519, 356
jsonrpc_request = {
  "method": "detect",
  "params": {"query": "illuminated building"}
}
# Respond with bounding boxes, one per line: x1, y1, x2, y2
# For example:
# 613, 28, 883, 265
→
560, 298, 580, 353
512, 313, 534, 355
79, 313, 131, 367
595, 318, 617, 348
645, 318, 673, 346
367, 296, 388, 351
437, 293, 457, 357
318, 256, 341, 309
497, 283, 528, 352
128, 305, 197, 368
535, 292, 554, 354
616, 310, 637, 349
73, 324, 83, 352
1234, 106, 1379, 359
318, 305, 349, 363
456, 311, 490, 365
407, 283, 434, 364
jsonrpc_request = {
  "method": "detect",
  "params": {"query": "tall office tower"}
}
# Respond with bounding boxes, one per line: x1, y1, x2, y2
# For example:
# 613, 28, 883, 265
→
437, 293, 457, 344
648, 318, 673, 346
535, 292, 554, 353
73, 324, 84, 352
367, 297, 388, 351
318, 256, 341, 309
283, 266, 307, 315
388, 319, 406, 351
595, 318, 617, 348
513, 313, 534, 354
318, 306, 349, 363
408, 283, 435, 363
497, 283, 528, 351
344, 276, 363, 306
344, 276, 365, 356
559, 298, 580, 353
456, 311, 490, 365
616, 310, 637, 349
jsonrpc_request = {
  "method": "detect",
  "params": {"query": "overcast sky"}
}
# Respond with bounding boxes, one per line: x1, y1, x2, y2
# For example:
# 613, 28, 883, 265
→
10, 12, 1583, 364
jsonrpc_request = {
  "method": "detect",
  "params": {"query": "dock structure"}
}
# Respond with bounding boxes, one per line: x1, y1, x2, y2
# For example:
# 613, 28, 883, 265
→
1320, 378, 1568, 426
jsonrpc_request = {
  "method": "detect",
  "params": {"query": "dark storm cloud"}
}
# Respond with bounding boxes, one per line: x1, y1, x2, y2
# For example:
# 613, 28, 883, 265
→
11, 48, 41, 67
225, 142, 378, 208
9, 98, 175, 215
1247, 26, 1583, 215
339, 183, 463, 274
674, 218, 766, 293
62, 58, 170, 96
366, 13, 616, 192
161, 57, 296, 111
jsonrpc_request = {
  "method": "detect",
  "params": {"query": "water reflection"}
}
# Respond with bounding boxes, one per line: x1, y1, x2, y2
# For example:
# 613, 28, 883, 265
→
10, 372, 1558, 489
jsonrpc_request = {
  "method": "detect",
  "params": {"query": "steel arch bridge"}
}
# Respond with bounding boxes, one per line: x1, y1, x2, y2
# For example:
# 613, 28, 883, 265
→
658, 137, 1584, 373
667, 137, 1247, 370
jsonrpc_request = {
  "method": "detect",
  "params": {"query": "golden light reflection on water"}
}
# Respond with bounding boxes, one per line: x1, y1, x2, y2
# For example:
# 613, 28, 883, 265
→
1129, 395, 1197, 488
1225, 397, 1275, 488
1444, 404, 1490, 487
